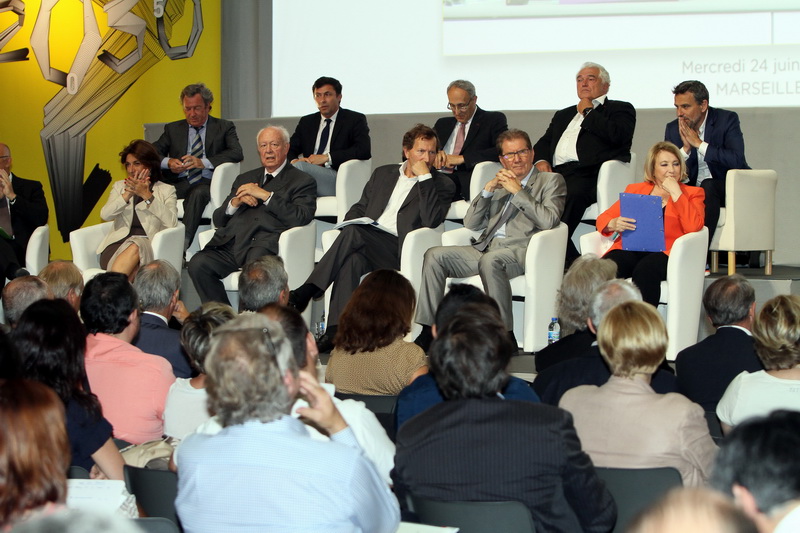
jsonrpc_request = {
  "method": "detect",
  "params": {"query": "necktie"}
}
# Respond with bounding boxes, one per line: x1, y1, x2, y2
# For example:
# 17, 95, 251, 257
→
262, 174, 274, 188
452, 122, 466, 156
316, 118, 332, 155
473, 195, 516, 252
187, 126, 204, 185
0, 197, 12, 238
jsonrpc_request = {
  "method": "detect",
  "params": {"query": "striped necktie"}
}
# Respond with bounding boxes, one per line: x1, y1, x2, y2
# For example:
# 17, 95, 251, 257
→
316, 119, 332, 155
187, 126, 204, 185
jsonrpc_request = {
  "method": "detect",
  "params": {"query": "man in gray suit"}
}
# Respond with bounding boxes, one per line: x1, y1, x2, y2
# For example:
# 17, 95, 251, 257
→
415, 129, 566, 347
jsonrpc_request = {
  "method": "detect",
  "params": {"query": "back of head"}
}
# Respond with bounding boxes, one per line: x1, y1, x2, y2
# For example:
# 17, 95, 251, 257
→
80, 272, 137, 335
37, 261, 83, 301
133, 260, 180, 312
626, 488, 757, 533
335, 269, 416, 353
589, 279, 642, 330
238, 255, 288, 312
2, 276, 52, 327
180, 302, 236, 375
597, 300, 667, 378
434, 283, 500, 332
259, 303, 310, 369
752, 294, 800, 370
429, 303, 512, 399
711, 410, 800, 517
205, 314, 297, 427
0, 379, 70, 526
703, 274, 755, 328
557, 254, 617, 335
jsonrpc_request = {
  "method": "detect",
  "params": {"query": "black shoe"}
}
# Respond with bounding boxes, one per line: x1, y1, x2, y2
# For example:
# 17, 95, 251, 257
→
508, 330, 519, 352
288, 283, 319, 313
12, 268, 30, 279
287, 290, 306, 312
316, 333, 335, 354
414, 325, 434, 352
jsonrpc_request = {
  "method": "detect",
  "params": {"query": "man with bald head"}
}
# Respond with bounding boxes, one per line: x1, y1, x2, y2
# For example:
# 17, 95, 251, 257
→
0, 143, 49, 282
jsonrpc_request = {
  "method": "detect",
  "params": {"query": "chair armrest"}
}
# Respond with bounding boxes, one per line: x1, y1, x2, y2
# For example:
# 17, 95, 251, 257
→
26, 225, 50, 274
152, 223, 186, 273
210, 162, 240, 210
336, 159, 372, 223
279, 222, 317, 290
442, 227, 480, 247
596, 154, 637, 213
470, 162, 502, 200
321, 229, 340, 253
197, 229, 215, 249
70, 222, 114, 271
400, 226, 444, 290
579, 231, 611, 257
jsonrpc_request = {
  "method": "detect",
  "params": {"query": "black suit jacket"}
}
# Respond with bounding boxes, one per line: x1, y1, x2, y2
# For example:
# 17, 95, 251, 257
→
535, 329, 596, 373
344, 164, 455, 253
209, 164, 316, 265
664, 107, 749, 186
133, 313, 192, 379
675, 327, 763, 411
393, 398, 616, 532
8, 174, 49, 257
153, 116, 244, 182
433, 106, 508, 171
533, 99, 636, 178
287, 108, 371, 169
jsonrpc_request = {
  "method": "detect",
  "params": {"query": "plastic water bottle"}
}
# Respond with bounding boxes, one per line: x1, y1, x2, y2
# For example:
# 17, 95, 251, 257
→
547, 317, 560, 345
317, 313, 326, 339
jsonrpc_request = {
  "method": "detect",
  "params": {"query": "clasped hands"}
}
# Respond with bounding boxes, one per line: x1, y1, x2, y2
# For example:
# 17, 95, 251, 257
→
293, 154, 329, 166
231, 182, 270, 208
485, 168, 522, 195
0, 169, 15, 201
123, 169, 153, 202
678, 118, 702, 150
434, 150, 464, 170
168, 154, 205, 173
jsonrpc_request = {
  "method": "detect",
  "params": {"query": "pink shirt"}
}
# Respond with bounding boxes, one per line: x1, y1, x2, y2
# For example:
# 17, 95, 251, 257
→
85, 333, 175, 444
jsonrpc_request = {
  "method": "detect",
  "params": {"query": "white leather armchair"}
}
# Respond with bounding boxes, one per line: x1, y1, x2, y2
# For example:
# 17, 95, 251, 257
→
580, 227, 708, 360
441, 223, 568, 352
182, 162, 240, 255
26, 225, 50, 275
197, 222, 316, 321
70, 222, 185, 282
445, 161, 501, 221
710, 169, 778, 275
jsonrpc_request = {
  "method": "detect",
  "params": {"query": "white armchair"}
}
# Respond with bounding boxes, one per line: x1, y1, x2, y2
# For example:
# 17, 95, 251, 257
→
445, 161, 501, 221
26, 225, 50, 274
710, 169, 778, 275
580, 227, 708, 360
182, 162, 240, 255
442, 223, 568, 352
70, 222, 185, 282
197, 222, 316, 321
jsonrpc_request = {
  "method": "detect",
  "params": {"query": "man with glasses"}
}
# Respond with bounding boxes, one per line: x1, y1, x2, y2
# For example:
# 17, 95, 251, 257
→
289, 124, 455, 351
433, 80, 508, 201
188, 126, 316, 305
533, 63, 636, 265
414, 129, 566, 348
288, 76, 371, 197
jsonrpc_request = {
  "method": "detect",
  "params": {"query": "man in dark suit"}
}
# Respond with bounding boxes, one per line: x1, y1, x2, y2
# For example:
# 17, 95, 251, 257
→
289, 124, 455, 347
665, 80, 749, 245
433, 80, 508, 201
533, 62, 636, 264
0, 143, 49, 281
288, 76, 371, 197
188, 126, 316, 305
153, 83, 244, 252
393, 306, 616, 532
132, 260, 192, 378
676, 274, 763, 412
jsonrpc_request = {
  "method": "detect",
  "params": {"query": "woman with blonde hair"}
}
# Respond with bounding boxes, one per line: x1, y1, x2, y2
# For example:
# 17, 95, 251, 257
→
560, 300, 717, 487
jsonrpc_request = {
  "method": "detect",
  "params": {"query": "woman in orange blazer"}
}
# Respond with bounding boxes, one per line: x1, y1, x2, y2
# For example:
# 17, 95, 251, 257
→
596, 141, 705, 306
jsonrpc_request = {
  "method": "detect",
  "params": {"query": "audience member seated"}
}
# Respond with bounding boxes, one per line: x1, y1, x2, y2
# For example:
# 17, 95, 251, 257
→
238, 255, 289, 312
676, 274, 763, 412
627, 488, 757, 533
288, 76, 371, 198
325, 269, 427, 395
175, 314, 400, 532
97, 139, 178, 280
81, 272, 175, 444
2, 275, 52, 328
717, 295, 800, 435
711, 410, 800, 533
163, 302, 236, 440
187, 125, 316, 306
132, 260, 192, 378
14, 300, 125, 479
38, 260, 83, 312
596, 141, 705, 307
560, 300, 717, 487
0, 379, 70, 530
396, 284, 539, 429
433, 79, 508, 201
393, 306, 616, 532
533, 279, 677, 405
289, 124, 455, 350
535, 254, 617, 372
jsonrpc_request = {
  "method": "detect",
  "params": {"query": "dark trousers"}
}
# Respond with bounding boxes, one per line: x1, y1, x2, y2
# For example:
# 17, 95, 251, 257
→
555, 162, 599, 264
0, 237, 23, 281
187, 239, 271, 306
604, 249, 669, 307
306, 224, 399, 326
701, 179, 725, 246
172, 178, 211, 249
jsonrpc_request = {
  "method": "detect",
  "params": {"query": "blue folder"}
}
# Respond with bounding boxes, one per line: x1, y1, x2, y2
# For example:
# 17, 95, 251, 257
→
619, 193, 665, 252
